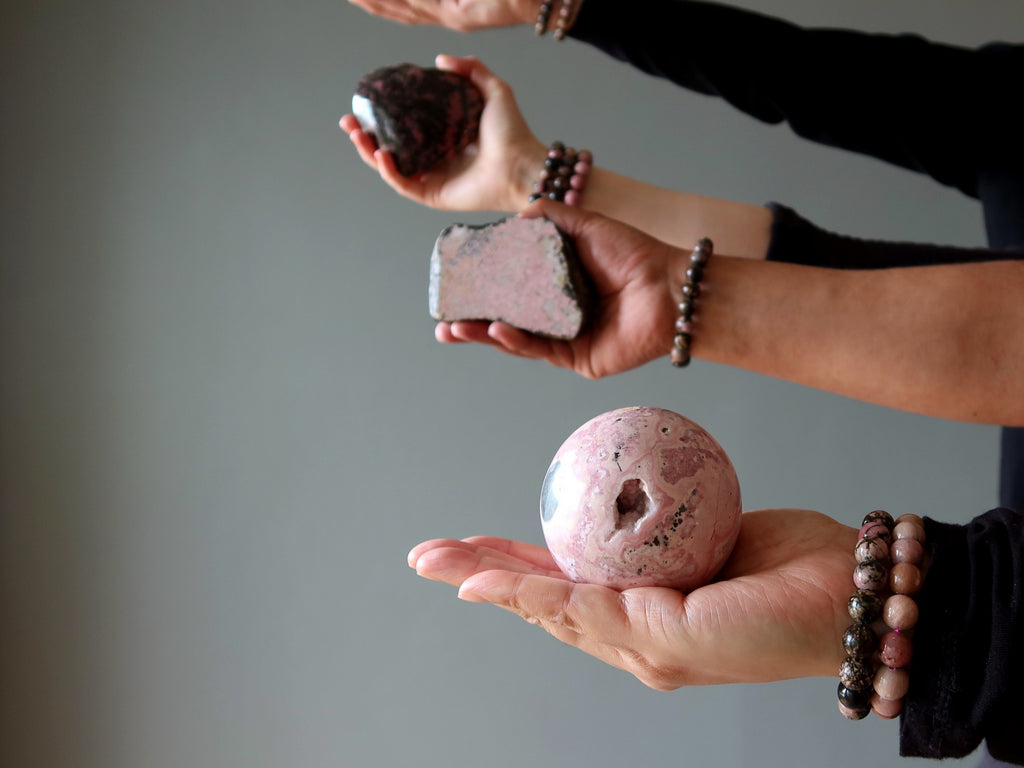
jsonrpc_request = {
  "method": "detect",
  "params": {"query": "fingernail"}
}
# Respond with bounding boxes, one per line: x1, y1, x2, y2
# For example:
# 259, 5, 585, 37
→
457, 585, 486, 603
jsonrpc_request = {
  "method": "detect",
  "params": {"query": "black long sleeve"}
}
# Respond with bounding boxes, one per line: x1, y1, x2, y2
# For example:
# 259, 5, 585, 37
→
764, 203, 1024, 268
905, 510, 1024, 763
570, 0, 1024, 200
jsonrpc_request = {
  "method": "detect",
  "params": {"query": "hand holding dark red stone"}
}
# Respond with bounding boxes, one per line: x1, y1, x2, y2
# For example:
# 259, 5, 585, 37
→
352, 63, 485, 177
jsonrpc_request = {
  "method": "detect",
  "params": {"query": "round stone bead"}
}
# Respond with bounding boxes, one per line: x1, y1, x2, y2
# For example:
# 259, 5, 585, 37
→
838, 701, 870, 720
673, 333, 691, 350
839, 657, 874, 691
854, 558, 888, 591
563, 190, 581, 207
670, 347, 690, 367
569, 173, 587, 190
837, 681, 872, 710
859, 521, 893, 544
879, 630, 914, 669
890, 562, 923, 595
685, 265, 703, 283
884, 593, 919, 631
892, 537, 925, 565
895, 513, 925, 527
873, 666, 910, 700
681, 282, 700, 299
577, 149, 593, 164
870, 693, 904, 720
894, 520, 926, 543
675, 317, 694, 334
842, 623, 877, 657
855, 536, 890, 564
677, 299, 692, 316
849, 590, 884, 624
862, 510, 895, 529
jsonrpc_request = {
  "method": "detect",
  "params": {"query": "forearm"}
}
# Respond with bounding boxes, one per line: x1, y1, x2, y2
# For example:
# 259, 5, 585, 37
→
693, 257, 1024, 425
510, 143, 771, 255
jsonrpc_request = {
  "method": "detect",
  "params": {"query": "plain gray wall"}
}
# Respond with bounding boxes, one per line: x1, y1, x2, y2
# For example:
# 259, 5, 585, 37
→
2, 1, 1016, 766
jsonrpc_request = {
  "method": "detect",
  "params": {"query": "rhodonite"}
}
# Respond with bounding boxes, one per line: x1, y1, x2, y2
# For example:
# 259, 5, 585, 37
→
540, 407, 742, 591
429, 216, 592, 339
352, 63, 484, 177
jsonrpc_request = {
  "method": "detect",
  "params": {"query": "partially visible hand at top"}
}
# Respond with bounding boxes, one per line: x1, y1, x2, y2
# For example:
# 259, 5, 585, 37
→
347, 0, 538, 32
340, 55, 545, 212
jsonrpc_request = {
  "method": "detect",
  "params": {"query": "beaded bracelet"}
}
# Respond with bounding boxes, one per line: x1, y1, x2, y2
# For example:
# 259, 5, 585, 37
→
528, 141, 592, 206
839, 510, 926, 721
553, 0, 576, 40
535, 1, 553, 35
670, 238, 712, 368
535, 0, 578, 39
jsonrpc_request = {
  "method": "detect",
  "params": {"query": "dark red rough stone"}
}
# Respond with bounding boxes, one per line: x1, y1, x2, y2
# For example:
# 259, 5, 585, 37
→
352, 63, 484, 177
428, 216, 593, 339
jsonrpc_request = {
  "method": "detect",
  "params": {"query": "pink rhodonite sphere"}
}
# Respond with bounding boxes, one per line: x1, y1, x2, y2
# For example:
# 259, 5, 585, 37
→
540, 407, 741, 591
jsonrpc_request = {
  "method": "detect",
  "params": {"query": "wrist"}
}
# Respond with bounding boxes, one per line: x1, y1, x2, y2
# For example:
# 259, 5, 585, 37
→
507, 139, 548, 210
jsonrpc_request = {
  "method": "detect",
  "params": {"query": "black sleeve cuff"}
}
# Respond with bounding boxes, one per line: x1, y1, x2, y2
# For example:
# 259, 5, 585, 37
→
764, 203, 1022, 268
900, 509, 1024, 763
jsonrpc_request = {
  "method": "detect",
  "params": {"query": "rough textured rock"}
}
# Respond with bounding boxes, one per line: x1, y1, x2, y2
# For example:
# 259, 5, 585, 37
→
540, 407, 742, 591
429, 216, 592, 339
352, 63, 484, 177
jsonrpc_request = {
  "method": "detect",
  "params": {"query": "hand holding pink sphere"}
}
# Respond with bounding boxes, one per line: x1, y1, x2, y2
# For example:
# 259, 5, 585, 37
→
540, 407, 742, 591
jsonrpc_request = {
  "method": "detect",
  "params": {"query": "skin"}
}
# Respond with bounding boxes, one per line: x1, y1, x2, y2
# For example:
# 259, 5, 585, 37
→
346, 0, 541, 32
409, 509, 860, 687
341, 55, 774, 255
340, 47, 1021, 687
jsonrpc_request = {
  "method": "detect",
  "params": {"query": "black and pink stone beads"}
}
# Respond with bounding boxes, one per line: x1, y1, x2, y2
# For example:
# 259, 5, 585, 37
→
352, 63, 484, 177
428, 216, 593, 339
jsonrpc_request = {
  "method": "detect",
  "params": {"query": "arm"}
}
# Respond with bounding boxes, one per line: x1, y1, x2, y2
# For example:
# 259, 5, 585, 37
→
569, 0, 1024, 198
452, 202, 1024, 426
408, 507, 1024, 761
341, 55, 774, 253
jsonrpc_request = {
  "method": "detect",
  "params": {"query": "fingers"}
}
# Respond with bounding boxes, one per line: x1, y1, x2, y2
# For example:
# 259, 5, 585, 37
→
339, 114, 380, 168
434, 54, 507, 100
409, 539, 565, 586
460, 536, 560, 571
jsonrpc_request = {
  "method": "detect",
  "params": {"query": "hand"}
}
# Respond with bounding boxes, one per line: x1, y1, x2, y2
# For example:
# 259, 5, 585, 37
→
347, 0, 538, 31
340, 55, 545, 211
436, 202, 683, 379
408, 509, 859, 688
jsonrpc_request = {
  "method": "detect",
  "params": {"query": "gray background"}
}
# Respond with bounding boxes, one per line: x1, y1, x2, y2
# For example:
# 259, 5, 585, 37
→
1, 1, 1014, 766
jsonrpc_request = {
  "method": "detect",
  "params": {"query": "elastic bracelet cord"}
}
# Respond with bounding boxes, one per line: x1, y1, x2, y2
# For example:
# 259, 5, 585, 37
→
528, 141, 592, 206
671, 238, 712, 368
839, 510, 926, 721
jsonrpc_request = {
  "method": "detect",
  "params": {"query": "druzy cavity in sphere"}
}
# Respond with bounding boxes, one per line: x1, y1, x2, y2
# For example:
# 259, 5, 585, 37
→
540, 406, 741, 591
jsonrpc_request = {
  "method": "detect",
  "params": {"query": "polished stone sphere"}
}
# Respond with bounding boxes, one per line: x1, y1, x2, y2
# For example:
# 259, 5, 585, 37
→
540, 406, 741, 591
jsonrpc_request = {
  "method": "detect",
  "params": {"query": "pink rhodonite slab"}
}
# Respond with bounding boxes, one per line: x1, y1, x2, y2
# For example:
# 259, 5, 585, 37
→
540, 406, 742, 591
429, 216, 592, 339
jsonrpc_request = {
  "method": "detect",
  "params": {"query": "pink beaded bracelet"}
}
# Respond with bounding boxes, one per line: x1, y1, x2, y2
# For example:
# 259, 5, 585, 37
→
529, 141, 592, 206
839, 510, 926, 721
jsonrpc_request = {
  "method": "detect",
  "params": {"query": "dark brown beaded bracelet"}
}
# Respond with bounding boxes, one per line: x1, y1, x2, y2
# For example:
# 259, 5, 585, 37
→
535, 1, 553, 35
670, 238, 712, 368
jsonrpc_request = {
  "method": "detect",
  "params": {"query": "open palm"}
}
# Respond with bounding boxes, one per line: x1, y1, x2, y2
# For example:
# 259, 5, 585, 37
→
409, 508, 858, 688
